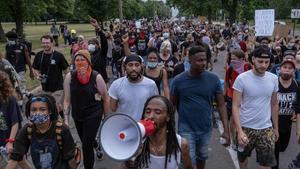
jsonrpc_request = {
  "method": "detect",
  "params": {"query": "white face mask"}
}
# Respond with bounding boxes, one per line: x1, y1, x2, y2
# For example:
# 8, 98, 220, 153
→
88, 44, 96, 52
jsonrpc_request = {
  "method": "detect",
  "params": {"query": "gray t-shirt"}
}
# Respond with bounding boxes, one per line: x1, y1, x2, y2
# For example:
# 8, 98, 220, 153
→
108, 76, 159, 121
233, 70, 278, 129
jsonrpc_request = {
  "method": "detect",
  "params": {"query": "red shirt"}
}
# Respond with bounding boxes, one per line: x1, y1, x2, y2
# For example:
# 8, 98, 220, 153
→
239, 41, 247, 53
225, 63, 251, 98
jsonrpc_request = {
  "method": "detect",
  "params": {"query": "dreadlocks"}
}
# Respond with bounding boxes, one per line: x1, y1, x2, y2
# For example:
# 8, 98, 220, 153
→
127, 95, 181, 169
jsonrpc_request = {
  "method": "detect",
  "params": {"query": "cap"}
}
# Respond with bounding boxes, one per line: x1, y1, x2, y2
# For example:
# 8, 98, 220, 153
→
200, 29, 206, 34
74, 50, 91, 65
258, 36, 271, 43
71, 29, 77, 34
284, 50, 296, 58
123, 55, 143, 65
88, 38, 100, 46
5, 31, 18, 39
252, 46, 272, 59
216, 42, 225, 49
78, 35, 84, 40
281, 59, 295, 69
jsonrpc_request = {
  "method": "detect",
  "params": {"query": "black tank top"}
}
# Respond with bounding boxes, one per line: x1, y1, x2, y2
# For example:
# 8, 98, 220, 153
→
144, 68, 163, 94
70, 71, 103, 121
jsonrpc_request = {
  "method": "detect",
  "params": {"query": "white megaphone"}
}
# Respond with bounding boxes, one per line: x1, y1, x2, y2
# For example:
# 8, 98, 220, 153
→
99, 113, 156, 161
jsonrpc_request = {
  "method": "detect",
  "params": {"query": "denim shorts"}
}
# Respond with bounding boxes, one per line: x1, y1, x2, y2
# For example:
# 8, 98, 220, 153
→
179, 130, 212, 165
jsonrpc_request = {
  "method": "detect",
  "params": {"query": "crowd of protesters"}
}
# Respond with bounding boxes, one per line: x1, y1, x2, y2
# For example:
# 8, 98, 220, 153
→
0, 15, 300, 169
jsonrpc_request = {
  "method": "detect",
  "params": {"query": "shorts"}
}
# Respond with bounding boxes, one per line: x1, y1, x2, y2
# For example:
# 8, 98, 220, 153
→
237, 127, 276, 167
18, 71, 27, 94
180, 130, 212, 165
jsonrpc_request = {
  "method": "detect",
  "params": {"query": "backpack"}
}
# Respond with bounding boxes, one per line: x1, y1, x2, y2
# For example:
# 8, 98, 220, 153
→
27, 120, 81, 167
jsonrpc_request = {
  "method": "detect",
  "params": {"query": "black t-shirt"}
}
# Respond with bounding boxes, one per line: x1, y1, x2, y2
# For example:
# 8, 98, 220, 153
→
33, 51, 69, 92
278, 79, 297, 133
5, 43, 27, 73
10, 122, 75, 169
158, 56, 178, 78
136, 37, 149, 57
0, 96, 22, 147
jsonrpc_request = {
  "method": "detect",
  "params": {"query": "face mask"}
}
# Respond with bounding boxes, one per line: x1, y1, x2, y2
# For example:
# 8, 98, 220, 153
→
163, 32, 169, 39
238, 35, 243, 41
147, 61, 158, 69
30, 114, 50, 124
7, 40, 16, 46
281, 73, 293, 80
230, 60, 244, 74
88, 44, 96, 52
75, 59, 92, 84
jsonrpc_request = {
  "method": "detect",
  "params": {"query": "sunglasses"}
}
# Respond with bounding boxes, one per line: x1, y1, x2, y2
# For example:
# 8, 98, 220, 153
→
31, 97, 48, 103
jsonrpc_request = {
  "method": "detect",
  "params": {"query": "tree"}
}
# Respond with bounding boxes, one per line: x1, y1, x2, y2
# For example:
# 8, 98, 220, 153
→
0, 1, 12, 41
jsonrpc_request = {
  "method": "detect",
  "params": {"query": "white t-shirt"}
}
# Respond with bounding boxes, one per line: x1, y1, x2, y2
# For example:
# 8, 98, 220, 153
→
108, 76, 159, 121
233, 70, 278, 129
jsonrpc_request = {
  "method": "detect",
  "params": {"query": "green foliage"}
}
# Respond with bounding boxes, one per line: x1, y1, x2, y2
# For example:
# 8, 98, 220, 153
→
168, 0, 300, 22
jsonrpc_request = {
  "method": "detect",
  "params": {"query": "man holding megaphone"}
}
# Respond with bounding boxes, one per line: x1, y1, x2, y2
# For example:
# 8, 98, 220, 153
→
117, 96, 193, 169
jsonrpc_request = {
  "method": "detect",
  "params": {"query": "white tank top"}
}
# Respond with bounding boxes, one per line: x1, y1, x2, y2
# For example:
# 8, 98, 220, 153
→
142, 134, 182, 169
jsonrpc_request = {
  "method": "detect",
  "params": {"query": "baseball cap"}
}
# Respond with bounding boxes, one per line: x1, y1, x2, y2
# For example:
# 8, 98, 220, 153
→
281, 59, 295, 69
283, 50, 296, 58
5, 31, 18, 39
252, 45, 272, 59
123, 55, 143, 65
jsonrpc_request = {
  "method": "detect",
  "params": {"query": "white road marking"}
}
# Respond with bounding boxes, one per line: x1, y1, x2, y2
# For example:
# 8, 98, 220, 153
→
215, 115, 240, 169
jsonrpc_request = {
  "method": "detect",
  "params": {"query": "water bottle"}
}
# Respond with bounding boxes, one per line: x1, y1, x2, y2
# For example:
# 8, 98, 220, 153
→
238, 144, 245, 152
219, 137, 226, 145
0, 146, 8, 167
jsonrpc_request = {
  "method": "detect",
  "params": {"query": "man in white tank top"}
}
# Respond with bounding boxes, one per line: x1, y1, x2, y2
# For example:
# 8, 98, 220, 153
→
122, 96, 193, 169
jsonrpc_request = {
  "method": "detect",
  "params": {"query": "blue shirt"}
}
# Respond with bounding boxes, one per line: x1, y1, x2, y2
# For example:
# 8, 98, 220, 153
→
171, 71, 222, 133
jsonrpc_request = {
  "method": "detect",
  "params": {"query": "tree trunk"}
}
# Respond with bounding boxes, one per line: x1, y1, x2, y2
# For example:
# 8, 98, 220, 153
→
221, 0, 238, 25
10, 0, 24, 37
228, 0, 238, 25
0, 21, 6, 42
207, 5, 212, 24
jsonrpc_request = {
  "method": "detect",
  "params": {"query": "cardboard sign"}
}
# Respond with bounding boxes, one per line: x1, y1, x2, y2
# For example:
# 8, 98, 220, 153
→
255, 9, 275, 36
291, 9, 300, 19
135, 21, 141, 29
199, 16, 207, 23
273, 25, 290, 38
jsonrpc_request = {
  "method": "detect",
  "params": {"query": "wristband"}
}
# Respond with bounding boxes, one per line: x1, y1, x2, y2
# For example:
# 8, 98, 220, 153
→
6, 138, 15, 143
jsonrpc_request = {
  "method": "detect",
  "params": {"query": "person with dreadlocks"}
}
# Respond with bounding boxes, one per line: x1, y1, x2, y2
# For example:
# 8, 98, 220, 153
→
122, 95, 193, 169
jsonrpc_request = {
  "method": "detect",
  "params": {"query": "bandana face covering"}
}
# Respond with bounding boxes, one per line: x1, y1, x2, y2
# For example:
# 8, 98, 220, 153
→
230, 60, 245, 74
30, 114, 50, 124
75, 59, 92, 84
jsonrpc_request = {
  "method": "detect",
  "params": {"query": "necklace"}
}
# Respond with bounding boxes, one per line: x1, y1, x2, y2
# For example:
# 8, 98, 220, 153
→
149, 140, 166, 155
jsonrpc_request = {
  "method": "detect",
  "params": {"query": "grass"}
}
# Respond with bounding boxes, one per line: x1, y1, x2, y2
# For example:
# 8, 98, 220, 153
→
0, 23, 97, 53
0, 23, 97, 90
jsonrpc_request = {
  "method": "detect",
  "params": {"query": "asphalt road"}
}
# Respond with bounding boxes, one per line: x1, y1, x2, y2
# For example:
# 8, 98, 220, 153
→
84, 48, 299, 169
